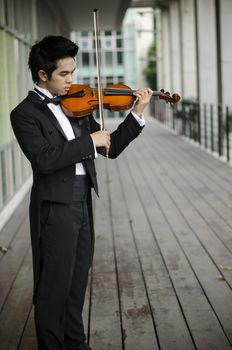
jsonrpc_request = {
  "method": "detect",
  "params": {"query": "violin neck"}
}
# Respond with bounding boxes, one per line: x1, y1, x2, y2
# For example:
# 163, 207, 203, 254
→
103, 88, 162, 97
132, 90, 162, 97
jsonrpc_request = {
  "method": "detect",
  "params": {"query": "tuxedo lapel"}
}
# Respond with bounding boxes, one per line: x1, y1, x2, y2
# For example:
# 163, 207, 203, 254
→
26, 91, 68, 140
42, 106, 68, 140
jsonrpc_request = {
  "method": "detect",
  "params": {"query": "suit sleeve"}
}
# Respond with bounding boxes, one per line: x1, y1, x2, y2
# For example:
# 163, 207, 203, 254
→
11, 109, 95, 174
89, 112, 144, 159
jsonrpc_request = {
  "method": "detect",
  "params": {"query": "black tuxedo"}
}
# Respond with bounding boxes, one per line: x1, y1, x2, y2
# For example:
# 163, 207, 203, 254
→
10, 90, 144, 349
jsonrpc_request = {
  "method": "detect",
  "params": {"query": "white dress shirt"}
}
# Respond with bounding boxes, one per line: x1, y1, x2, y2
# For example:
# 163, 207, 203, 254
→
34, 85, 145, 175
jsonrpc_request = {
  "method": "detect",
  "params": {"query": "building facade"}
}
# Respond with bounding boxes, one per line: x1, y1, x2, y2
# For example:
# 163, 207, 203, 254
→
71, 7, 154, 118
0, 0, 70, 225
156, 0, 232, 107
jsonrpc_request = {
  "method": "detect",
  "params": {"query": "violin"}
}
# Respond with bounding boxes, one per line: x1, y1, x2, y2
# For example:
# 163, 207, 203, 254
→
60, 83, 181, 118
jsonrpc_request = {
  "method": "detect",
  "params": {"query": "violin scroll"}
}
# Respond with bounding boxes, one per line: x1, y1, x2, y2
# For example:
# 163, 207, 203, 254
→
159, 89, 181, 104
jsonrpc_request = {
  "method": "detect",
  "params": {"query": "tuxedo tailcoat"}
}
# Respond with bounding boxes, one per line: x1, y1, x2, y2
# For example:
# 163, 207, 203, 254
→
10, 90, 144, 300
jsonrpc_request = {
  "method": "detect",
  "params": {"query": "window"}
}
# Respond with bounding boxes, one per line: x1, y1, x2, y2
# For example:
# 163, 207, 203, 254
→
117, 38, 123, 48
81, 40, 89, 49
81, 31, 88, 37
105, 39, 112, 48
105, 52, 112, 67
106, 76, 113, 85
104, 30, 111, 36
117, 52, 123, 65
82, 53, 89, 66
0, 0, 5, 25
83, 77, 90, 85
117, 76, 124, 84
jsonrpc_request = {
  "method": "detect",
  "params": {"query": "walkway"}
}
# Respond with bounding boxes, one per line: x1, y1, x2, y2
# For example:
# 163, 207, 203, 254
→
0, 118, 232, 350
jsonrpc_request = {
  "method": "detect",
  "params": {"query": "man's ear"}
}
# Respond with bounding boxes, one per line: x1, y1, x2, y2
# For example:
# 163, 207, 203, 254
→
38, 70, 48, 82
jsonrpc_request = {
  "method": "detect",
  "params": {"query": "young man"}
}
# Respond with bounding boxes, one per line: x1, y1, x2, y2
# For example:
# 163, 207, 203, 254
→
11, 35, 152, 350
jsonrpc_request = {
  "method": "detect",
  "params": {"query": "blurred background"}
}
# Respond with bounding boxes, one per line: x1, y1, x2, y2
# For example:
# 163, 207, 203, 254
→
0, 0, 232, 227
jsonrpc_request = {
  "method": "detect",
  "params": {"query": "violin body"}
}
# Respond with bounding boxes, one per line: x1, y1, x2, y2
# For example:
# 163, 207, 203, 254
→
60, 83, 181, 118
61, 84, 135, 118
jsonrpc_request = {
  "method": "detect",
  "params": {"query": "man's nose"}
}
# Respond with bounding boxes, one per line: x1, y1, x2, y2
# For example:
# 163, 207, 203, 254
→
66, 74, 72, 84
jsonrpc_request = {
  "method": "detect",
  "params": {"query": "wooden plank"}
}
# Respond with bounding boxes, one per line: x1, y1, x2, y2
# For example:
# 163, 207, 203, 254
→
0, 246, 33, 349
151, 125, 232, 250
154, 121, 232, 211
0, 215, 31, 310
116, 151, 196, 350
89, 157, 122, 349
0, 194, 37, 350
129, 122, 232, 346
2, 118, 232, 349
18, 307, 37, 350
146, 125, 232, 283
107, 157, 159, 350
158, 118, 232, 189
0, 193, 29, 260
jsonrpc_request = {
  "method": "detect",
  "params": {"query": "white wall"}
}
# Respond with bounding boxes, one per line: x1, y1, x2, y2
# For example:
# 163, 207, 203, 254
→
157, 0, 197, 99
160, 9, 172, 91
169, 0, 182, 94
221, 0, 232, 107
197, 0, 218, 105
123, 7, 154, 90
156, 0, 232, 107
180, 0, 197, 99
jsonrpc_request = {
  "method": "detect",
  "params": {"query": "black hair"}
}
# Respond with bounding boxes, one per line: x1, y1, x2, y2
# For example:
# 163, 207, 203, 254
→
28, 35, 79, 83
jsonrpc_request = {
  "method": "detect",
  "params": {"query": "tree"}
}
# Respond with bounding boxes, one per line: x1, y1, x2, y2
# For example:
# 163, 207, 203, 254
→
143, 29, 157, 90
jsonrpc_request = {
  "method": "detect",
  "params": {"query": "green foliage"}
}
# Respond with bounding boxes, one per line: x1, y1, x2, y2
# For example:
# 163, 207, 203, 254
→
143, 38, 157, 90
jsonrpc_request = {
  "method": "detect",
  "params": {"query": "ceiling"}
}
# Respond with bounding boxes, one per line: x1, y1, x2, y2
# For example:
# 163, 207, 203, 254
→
54, 0, 132, 31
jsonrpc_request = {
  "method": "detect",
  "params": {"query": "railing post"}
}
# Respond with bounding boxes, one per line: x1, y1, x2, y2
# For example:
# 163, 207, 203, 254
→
173, 105, 176, 130
218, 105, 222, 156
189, 104, 192, 139
210, 104, 214, 152
197, 102, 201, 144
193, 102, 197, 142
226, 106, 230, 162
182, 104, 186, 136
204, 104, 207, 148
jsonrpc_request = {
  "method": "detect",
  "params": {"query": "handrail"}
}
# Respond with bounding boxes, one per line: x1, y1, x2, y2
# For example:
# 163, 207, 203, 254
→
151, 99, 232, 163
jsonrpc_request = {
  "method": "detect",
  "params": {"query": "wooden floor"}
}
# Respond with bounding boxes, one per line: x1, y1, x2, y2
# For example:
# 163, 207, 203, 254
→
1, 118, 232, 350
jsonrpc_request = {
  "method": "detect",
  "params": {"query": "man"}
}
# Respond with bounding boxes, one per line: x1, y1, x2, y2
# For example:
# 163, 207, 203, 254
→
11, 35, 152, 350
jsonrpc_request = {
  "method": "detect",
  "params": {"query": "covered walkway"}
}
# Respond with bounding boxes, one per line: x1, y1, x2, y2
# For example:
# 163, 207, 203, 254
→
0, 118, 232, 349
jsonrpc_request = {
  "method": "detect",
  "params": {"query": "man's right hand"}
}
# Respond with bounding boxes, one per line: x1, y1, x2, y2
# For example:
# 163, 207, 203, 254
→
90, 130, 111, 156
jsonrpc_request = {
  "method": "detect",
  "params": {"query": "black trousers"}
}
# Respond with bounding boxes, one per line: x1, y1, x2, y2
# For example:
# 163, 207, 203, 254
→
34, 176, 93, 350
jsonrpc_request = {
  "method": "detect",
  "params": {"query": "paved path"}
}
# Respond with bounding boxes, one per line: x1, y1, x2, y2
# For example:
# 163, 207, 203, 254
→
0, 118, 232, 349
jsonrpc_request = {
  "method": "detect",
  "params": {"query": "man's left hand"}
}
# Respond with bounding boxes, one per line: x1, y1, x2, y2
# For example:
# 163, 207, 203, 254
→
132, 87, 153, 116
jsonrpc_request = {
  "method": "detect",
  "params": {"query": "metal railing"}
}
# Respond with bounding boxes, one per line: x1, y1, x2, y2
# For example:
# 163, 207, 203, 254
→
152, 99, 232, 163
0, 140, 31, 211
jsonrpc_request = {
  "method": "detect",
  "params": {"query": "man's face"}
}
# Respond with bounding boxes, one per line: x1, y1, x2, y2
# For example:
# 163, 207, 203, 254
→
39, 57, 76, 96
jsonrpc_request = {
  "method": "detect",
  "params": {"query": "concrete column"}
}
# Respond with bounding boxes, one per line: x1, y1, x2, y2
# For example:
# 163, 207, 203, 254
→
156, 8, 163, 90
180, 0, 197, 99
220, 0, 232, 107
31, 0, 38, 42
169, 0, 182, 94
134, 9, 154, 89
158, 9, 171, 91
197, 0, 218, 105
